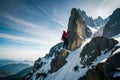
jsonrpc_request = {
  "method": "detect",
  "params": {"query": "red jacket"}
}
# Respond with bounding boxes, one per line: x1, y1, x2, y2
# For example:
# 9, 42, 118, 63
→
61, 31, 69, 41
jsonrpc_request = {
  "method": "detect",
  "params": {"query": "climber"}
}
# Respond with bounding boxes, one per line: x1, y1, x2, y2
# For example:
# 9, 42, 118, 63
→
61, 31, 70, 48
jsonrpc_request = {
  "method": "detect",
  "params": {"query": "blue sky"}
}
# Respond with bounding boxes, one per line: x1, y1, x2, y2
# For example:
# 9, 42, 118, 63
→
0, 0, 120, 60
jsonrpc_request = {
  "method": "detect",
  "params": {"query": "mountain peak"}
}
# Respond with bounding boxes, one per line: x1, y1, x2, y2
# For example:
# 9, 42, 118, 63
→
67, 8, 86, 50
78, 8, 86, 14
113, 8, 120, 14
97, 16, 103, 20
77, 8, 95, 27
71, 8, 78, 13
94, 15, 109, 28
103, 8, 120, 37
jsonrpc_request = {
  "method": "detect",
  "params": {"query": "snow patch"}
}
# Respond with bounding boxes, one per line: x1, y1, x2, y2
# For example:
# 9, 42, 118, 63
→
93, 27, 104, 38
113, 48, 120, 55
113, 72, 120, 77
116, 68, 120, 71
113, 33, 120, 42
87, 25, 97, 33
92, 49, 111, 65
87, 25, 97, 38
91, 50, 95, 53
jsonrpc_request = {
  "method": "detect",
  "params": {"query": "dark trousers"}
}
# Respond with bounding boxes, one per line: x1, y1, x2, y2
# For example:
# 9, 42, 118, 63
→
63, 38, 68, 48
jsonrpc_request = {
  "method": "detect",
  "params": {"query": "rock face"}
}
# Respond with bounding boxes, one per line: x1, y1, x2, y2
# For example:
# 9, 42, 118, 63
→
79, 51, 120, 80
77, 9, 93, 38
103, 8, 120, 38
49, 49, 69, 73
80, 37, 118, 66
45, 42, 64, 58
85, 27, 92, 38
67, 8, 86, 50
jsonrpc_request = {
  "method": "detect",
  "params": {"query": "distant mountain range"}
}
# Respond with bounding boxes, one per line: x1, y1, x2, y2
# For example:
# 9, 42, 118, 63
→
0, 67, 32, 80
77, 9, 109, 28
0, 59, 34, 66
94, 16, 109, 28
0, 59, 15, 67
0, 59, 34, 80
0, 63, 30, 77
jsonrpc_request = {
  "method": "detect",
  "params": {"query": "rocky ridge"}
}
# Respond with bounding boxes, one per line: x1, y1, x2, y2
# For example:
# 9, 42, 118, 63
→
25, 8, 120, 80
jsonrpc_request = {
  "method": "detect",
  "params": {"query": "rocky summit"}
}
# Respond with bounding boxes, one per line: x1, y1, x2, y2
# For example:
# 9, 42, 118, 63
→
67, 8, 86, 51
25, 8, 120, 80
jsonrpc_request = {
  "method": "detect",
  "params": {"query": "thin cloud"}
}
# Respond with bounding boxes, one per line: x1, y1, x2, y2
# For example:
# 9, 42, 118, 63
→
0, 47, 45, 60
0, 33, 49, 44
96, 0, 120, 18
0, 13, 61, 41
37, 6, 66, 27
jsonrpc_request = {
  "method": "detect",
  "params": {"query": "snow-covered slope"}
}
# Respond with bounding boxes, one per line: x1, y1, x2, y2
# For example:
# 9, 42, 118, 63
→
113, 33, 120, 42
25, 39, 91, 80
87, 25, 97, 37
44, 39, 91, 80
25, 34, 120, 80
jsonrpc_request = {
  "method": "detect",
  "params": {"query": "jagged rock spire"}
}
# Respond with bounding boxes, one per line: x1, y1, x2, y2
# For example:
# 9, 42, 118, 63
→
67, 8, 86, 50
